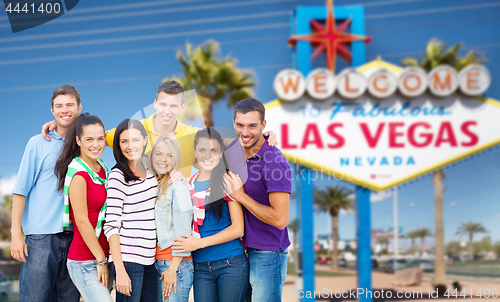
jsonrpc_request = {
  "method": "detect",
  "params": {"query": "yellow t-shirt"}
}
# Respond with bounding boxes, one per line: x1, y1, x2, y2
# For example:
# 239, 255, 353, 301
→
105, 114, 200, 177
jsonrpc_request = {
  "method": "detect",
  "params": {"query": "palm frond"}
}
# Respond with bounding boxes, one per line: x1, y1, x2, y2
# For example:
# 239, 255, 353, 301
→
401, 39, 484, 72
401, 58, 419, 67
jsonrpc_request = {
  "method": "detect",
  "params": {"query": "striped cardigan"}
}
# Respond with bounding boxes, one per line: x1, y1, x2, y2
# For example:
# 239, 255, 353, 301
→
103, 168, 158, 265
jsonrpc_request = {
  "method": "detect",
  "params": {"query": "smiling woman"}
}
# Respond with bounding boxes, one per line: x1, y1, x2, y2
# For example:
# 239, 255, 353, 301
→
171, 127, 248, 302
146, 134, 193, 302
103, 118, 159, 302
53, 113, 112, 302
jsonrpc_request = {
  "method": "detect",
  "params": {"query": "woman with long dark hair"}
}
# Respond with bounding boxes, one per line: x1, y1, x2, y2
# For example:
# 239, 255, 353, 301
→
103, 119, 158, 302
147, 134, 193, 302
54, 113, 111, 302
172, 127, 248, 302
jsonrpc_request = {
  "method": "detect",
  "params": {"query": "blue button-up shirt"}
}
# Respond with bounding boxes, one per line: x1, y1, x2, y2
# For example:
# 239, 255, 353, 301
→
13, 130, 65, 235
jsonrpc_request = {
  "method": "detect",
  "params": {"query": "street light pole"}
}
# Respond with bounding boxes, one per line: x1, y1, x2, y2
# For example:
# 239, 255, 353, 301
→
393, 187, 399, 259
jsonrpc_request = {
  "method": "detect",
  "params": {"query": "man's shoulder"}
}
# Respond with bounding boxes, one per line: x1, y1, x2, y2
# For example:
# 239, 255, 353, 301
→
178, 122, 200, 135
261, 145, 289, 164
25, 133, 53, 149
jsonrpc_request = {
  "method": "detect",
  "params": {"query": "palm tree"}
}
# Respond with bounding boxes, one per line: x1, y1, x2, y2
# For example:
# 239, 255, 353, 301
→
401, 38, 483, 71
314, 185, 354, 271
288, 218, 298, 264
402, 39, 483, 288
456, 221, 487, 261
163, 40, 255, 127
416, 228, 433, 254
407, 230, 420, 253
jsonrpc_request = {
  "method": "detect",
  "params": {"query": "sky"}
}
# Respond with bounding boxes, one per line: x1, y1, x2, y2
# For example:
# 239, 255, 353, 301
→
1, 0, 500, 250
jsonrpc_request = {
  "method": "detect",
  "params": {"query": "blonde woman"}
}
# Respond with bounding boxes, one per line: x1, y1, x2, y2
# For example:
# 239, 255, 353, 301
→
147, 135, 193, 302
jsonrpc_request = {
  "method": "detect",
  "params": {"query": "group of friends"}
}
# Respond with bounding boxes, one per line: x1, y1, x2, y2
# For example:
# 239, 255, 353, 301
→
10, 81, 292, 302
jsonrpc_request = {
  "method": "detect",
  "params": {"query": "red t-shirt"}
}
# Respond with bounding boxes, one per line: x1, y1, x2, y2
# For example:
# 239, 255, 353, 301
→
68, 169, 109, 261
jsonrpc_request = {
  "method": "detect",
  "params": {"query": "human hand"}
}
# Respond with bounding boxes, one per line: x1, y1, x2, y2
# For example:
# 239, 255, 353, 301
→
97, 263, 109, 288
223, 171, 245, 201
172, 234, 202, 253
264, 130, 279, 147
116, 270, 132, 296
41, 120, 57, 141
168, 170, 186, 184
160, 268, 177, 299
10, 234, 28, 263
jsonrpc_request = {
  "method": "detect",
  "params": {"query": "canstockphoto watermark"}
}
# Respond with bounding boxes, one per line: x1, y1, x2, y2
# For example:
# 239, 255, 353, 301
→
290, 288, 424, 300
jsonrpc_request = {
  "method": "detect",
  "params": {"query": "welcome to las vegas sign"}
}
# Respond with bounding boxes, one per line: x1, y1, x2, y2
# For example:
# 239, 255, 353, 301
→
265, 59, 499, 191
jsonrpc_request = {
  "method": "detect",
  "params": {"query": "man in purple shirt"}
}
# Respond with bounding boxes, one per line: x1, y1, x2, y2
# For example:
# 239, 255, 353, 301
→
224, 98, 291, 302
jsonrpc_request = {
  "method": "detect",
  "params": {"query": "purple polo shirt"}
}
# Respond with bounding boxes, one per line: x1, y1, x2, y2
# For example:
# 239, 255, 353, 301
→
225, 138, 292, 253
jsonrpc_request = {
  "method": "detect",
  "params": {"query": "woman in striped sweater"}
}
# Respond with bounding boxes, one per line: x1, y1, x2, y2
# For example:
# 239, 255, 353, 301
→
103, 119, 158, 302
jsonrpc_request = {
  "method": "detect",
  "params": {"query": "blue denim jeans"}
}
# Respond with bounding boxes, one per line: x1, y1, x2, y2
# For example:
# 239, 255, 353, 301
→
111, 262, 158, 302
155, 259, 193, 302
67, 259, 113, 302
193, 253, 249, 302
19, 232, 80, 302
247, 248, 288, 302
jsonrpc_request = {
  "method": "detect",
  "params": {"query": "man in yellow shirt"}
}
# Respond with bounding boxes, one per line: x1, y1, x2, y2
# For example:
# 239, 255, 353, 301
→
105, 81, 198, 177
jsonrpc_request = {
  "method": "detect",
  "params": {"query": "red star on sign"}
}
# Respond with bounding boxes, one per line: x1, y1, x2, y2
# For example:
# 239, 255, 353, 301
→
288, 0, 372, 73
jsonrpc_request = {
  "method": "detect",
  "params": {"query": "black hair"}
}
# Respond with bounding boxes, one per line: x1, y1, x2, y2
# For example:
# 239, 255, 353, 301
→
233, 98, 265, 122
194, 127, 228, 221
112, 119, 148, 183
55, 113, 104, 192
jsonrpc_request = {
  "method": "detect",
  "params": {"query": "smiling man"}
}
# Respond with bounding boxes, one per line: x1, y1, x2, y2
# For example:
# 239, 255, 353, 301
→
105, 81, 198, 177
11, 85, 82, 302
224, 98, 292, 302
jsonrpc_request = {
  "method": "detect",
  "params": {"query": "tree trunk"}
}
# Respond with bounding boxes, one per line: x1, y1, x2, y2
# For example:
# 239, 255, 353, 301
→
469, 233, 474, 261
411, 238, 415, 252
433, 169, 446, 286
332, 214, 339, 271
202, 101, 214, 127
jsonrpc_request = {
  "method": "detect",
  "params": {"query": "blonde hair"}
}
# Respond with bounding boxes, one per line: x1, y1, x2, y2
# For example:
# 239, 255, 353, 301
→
147, 134, 182, 201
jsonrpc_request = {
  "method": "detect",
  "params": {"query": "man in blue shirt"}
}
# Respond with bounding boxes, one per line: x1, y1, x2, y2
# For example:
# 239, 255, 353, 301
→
11, 84, 82, 302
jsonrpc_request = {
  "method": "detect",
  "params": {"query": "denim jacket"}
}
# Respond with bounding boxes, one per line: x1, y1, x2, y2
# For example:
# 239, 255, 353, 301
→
155, 182, 193, 257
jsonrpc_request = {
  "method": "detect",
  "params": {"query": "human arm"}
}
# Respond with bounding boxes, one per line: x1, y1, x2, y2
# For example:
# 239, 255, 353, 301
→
41, 120, 57, 141
167, 184, 193, 257
10, 194, 27, 262
224, 172, 289, 230
173, 196, 244, 253
42, 119, 112, 146
11, 138, 40, 262
264, 130, 278, 147
168, 170, 185, 184
69, 175, 108, 287
105, 128, 116, 147
108, 234, 131, 296
103, 171, 131, 295
160, 256, 182, 298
